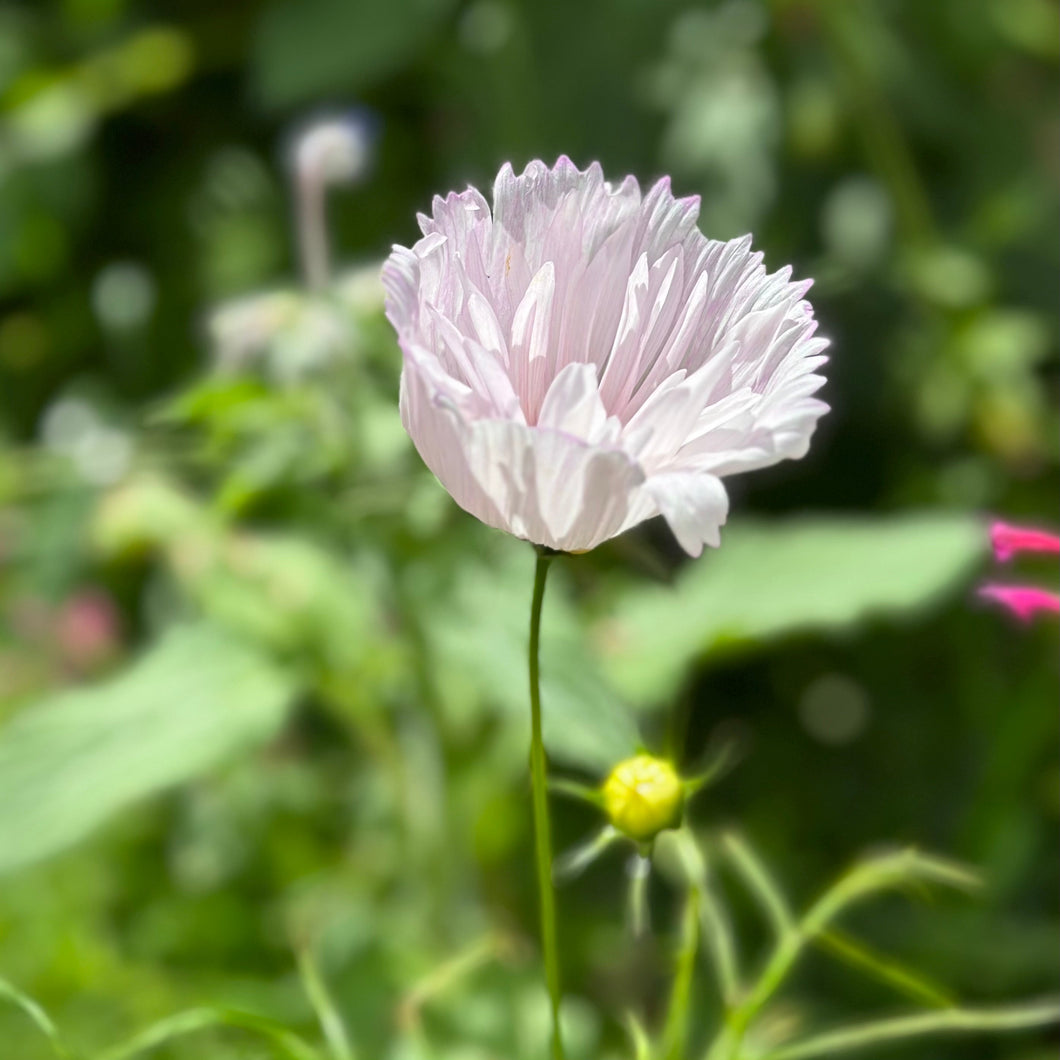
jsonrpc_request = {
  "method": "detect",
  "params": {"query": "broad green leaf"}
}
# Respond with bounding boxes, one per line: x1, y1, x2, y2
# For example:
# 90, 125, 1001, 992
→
423, 541, 639, 772
0, 624, 299, 875
597, 514, 984, 705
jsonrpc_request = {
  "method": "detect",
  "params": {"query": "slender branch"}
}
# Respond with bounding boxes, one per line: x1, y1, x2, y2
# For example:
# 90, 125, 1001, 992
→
296, 948, 356, 1060
528, 549, 565, 1060
397, 934, 498, 1031
705, 847, 983, 1060
763, 1001, 1060, 1060
721, 832, 795, 940
670, 829, 740, 1006
814, 929, 955, 1010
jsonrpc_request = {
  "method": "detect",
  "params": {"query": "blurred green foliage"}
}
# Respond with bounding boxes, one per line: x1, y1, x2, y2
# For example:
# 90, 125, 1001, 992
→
0, 0, 1056, 1057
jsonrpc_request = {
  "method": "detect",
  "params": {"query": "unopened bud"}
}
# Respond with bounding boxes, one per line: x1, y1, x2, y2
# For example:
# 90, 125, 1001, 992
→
293, 116, 371, 186
602, 754, 684, 843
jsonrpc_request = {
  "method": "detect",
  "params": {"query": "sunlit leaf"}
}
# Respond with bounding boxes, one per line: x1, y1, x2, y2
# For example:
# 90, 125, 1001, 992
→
423, 540, 640, 771
597, 514, 984, 705
0, 623, 298, 875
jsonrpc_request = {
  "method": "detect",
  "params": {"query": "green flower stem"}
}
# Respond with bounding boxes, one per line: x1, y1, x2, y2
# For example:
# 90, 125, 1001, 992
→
663, 887, 701, 1060
528, 548, 565, 1060
671, 829, 739, 1006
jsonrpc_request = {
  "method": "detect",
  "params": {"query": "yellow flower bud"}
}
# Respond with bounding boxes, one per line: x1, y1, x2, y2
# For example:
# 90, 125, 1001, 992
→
601, 754, 684, 842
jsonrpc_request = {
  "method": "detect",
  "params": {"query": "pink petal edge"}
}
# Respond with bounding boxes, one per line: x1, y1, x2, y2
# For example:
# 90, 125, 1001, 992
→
989, 521, 1060, 563
978, 584, 1060, 623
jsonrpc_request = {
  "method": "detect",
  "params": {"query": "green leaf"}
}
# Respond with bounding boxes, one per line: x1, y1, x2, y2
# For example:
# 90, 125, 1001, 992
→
423, 541, 640, 772
598, 514, 984, 705
0, 623, 299, 875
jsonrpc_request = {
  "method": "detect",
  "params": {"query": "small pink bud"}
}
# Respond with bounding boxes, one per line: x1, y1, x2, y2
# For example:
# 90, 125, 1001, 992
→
989, 521, 1060, 563
978, 584, 1060, 623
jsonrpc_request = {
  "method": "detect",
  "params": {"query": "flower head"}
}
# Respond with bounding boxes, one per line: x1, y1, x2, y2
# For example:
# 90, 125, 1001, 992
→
383, 157, 828, 555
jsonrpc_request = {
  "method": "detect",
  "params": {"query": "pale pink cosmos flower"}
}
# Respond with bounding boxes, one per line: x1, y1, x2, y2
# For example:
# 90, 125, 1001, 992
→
979, 520, 1060, 623
383, 157, 829, 555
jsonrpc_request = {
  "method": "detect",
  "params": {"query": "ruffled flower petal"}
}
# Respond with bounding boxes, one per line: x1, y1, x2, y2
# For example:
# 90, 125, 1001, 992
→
384, 157, 829, 554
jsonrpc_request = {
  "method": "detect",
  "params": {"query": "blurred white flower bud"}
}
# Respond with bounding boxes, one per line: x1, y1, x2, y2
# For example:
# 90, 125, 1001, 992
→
293, 116, 372, 186
289, 111, 374, 290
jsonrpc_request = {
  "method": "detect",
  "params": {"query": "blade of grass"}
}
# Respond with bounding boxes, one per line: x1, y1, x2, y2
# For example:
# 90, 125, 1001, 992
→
97, 1006, 324, 1060
624, 1012, 653, 1060
669, 829, 740, 1006
0, 976, 73, 1059
721, 833, 795, 940
815, 929, 955, 1009
662, 888, 701, 1060
763, 1000, 1060, 1059
397, 934, 498, 1032
297, 948, 356, 1060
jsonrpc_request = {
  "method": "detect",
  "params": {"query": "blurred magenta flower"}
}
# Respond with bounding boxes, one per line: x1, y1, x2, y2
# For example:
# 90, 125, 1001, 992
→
979, 520, 1059, 622
383, 157, 828, 555
979, 585, 1059, 622
989, 521, 1060, 563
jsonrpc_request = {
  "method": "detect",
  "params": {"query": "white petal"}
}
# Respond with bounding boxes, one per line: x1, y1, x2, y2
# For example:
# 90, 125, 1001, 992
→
645, 472, 730, 557
510, 261, 556, 420
463, 419, 645, 551
537, 362, 611, 443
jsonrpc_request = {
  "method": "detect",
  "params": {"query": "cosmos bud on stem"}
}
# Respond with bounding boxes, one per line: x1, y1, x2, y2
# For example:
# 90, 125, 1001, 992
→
602, 754, 685, 843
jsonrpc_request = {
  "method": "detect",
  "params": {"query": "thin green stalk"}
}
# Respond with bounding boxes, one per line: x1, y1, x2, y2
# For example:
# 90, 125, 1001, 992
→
297, 948, 356, 1060
670, 829, 740, 1006
663, 888, 701, 1060
705, 848, 983, 1059
815, 929, 955, 1010
398, 934, 498, 1030
98, 1007, 322, 1060
0, 977, 73, 1060
721, 833, 794, 940
529, 549, 565, 1060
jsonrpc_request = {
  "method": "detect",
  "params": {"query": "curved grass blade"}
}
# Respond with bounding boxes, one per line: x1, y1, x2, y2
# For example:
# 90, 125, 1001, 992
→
297, 948, 356, 1060
97, 1006, 324, 1060
0, 976, 73, 1059
763, 1000, 1060, 1059
815, 929, 955, 1009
